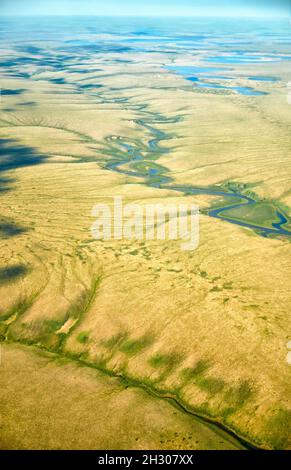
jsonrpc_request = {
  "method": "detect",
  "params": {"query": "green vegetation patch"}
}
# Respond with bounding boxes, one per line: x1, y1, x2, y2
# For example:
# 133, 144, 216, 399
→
222, 202, 279, 229
66, 291, 90, 319
199, 270, 208, 278
77, 331, 90, 344
223, 380, 254, 415
196, 377, 225, 394
181, 359, 212, 380
181, 359, 225, 395
119, 334, 154, 356
0, 297, 32, 322
102, 332, 128, 349
264, 408, 291, 450
148, 353, 182, 370
210, 286, 222, 293
44, 319, 64, 334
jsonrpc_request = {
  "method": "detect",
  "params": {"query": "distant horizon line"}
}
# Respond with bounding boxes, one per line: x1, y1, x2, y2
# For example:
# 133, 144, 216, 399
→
0, 13, 289, 20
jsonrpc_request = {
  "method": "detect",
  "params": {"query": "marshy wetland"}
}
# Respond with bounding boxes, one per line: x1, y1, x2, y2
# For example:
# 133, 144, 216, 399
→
0, 16, 290, 450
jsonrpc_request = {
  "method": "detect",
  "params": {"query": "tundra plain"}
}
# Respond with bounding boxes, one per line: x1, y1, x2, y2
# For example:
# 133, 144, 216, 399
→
0, 17, 290, 450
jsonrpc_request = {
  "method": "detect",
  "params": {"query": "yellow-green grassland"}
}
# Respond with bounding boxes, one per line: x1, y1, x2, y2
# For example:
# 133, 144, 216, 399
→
0, 16, 290, 450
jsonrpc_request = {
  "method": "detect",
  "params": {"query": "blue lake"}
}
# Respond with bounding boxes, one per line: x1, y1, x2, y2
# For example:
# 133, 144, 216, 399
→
167, 66, 270, 95
248, 76, 280, 82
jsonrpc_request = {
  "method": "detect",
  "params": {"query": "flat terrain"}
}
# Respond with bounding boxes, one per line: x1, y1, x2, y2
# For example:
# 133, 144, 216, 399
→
0, 17, 290, 449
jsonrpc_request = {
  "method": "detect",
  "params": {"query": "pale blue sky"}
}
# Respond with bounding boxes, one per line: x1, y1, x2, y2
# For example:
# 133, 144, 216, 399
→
0, 0, 290, 18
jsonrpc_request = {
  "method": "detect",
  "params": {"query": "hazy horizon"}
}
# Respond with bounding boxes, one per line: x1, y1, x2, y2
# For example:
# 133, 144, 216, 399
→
0, 0, 290, 18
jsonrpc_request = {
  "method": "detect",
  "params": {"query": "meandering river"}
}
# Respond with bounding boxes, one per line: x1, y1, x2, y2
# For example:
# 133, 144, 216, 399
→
103, 103, 291, 238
